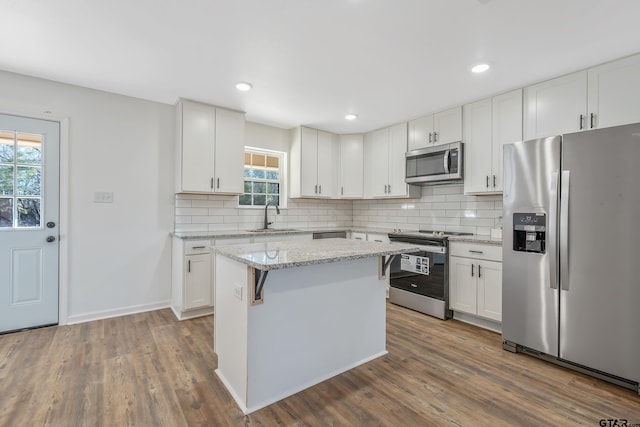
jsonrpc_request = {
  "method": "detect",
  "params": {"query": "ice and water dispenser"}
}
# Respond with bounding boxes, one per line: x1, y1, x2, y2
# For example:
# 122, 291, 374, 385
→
513, 213, 546, 253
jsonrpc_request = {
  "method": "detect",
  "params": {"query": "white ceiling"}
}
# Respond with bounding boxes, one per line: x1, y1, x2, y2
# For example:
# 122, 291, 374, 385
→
2, 0, 640, 134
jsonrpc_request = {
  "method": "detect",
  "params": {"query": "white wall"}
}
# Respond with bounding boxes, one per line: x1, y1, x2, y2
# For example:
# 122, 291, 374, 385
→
245, 121, 290, 152
0, 70, 175, 323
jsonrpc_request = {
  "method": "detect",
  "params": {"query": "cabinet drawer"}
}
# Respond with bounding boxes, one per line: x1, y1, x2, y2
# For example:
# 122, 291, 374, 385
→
450, 242, 502, 262
185, 239, 212, 255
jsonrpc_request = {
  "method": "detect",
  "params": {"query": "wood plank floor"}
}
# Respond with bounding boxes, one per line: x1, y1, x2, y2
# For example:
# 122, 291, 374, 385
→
1, 303, 638, 426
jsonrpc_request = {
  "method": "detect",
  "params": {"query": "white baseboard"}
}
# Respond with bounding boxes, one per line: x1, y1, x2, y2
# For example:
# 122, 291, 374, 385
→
171, 305, 214, 321
453, 311, 502, 333
65, 300, 171, 325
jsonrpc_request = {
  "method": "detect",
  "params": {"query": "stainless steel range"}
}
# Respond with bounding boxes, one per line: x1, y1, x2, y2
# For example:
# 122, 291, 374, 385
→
388, 230, 472, 320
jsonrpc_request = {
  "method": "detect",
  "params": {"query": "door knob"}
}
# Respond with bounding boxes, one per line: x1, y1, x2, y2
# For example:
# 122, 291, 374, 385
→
46, 236, 56, 243
46, 221, 56, 228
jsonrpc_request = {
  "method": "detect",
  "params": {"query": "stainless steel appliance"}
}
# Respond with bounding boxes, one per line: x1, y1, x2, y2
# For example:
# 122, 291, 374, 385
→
388, 230, 472, 319
312, 231, 347, 239
405, 142, 463, 185
502, 122, 640, 393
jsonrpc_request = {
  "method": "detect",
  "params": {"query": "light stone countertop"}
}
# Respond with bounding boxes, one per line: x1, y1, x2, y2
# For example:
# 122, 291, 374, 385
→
212, 238, 421, 271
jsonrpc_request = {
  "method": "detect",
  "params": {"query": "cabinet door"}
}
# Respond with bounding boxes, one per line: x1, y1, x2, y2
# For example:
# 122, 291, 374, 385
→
491, 89, 522, 192
463, 98, 493, 194
449, 256, 477, 315
366, 233, 390, 243
214, 108, 245, 194
339, 134, 364, 198
300, 127, 319, 196
181, 100, 215, 192
388, 123, 408, 197
588, 53, 640, 130
316, 130, 337, 198
476, 260, 502, 322
408, 115, 434, 150
524, 71, 587, 140
184, 253, 212, 310
365, 128, 390, 197
433, 106, 462, 146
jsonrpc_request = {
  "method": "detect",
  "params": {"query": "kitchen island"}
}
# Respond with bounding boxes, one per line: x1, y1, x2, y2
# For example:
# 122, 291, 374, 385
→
213, 238, 419, 414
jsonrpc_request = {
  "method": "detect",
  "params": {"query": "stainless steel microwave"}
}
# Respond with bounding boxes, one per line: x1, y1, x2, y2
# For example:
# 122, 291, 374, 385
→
405, 142, 463, 185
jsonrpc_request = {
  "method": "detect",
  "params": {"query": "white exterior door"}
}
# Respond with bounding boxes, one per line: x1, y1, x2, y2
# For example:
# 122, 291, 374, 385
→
0, 114, 60, 333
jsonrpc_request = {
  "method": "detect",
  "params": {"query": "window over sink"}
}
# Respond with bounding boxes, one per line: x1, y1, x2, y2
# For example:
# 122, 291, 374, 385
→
239, 147, 287, 208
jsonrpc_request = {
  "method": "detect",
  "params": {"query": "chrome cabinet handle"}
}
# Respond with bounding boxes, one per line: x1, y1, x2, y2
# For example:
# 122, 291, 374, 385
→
210, 177, 214, 189
493, 175, 496, 188
341, 187, 344, 196
478, 264, 481, 278
314, 184, 318, 194
471, 264, 474, 277
217, 178, 220, 189
579, 114, 584, 130
428, 132, 432, 143
590, 113, 596, 129
387, 184, 391, 193
486, 176, 489, 188
318, 185, 321, 194
469, 250, 484, 254
433, 131, 437, 142
188, 260, 191, 273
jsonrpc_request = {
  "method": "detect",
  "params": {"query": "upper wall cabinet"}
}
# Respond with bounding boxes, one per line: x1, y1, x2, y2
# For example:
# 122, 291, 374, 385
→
175, 99, 245, 194
364, 123, 420, 199
338, 134, 364, 198
587, 53, 640, 130
524, 71, 587, 140
408, 106, 462, 150
464, 89, 522, 195
290, 126, 338, 198
524, 52, 640, 140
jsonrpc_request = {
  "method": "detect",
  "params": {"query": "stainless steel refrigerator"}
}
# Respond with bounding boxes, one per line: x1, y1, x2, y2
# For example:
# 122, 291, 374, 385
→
502, 122, 640, 393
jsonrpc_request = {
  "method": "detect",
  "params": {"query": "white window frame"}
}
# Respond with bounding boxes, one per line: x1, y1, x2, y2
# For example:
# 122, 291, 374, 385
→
238, 147, 287, 209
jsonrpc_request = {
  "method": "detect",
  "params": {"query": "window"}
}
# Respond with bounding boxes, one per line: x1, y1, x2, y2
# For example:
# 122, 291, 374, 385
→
0, 131, 42, 228
239, 148, 285, 207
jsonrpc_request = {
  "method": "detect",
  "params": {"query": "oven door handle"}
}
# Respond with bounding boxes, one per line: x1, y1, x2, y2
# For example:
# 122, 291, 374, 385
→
404, 245, 446, 254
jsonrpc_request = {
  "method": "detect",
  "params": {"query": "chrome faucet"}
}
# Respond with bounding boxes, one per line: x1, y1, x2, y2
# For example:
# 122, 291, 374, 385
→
263, 201, 280, 229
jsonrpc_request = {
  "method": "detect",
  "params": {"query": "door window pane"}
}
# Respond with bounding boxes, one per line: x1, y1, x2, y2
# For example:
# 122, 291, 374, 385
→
0, 165, 13, 195
17, 198, 40, 227
0, 131, 14, 162
0, 198, 12, 227
16, 134, 42, 164
16, 166, 41, 196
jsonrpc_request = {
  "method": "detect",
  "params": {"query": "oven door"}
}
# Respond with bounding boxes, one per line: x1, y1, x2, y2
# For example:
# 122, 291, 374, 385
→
389, 244, 447, 300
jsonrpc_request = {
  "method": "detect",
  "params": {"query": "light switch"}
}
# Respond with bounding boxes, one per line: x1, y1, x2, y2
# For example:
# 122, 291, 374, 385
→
94, 192, 114, 203
234, 285, 243, 300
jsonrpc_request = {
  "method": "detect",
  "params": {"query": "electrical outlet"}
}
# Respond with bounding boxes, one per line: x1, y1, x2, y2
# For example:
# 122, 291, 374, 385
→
234, 286, 243, 300
94, 191, 114, 203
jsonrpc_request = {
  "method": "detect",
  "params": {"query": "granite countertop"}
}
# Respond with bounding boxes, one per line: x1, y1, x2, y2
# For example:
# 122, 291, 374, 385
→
173, 227, 502, 246
212, 238, 420, 271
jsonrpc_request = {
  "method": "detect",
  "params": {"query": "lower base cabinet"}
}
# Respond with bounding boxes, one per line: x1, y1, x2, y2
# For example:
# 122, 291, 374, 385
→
449, 242, 503, 322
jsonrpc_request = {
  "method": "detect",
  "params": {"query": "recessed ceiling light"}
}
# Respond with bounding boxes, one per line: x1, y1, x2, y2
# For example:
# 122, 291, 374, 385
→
235, 81, 253, 91
345, 114, 358, 121
471, 64, 490, 73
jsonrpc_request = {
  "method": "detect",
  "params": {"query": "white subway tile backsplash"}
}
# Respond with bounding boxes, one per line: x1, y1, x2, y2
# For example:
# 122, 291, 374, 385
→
174, 184, 503, 235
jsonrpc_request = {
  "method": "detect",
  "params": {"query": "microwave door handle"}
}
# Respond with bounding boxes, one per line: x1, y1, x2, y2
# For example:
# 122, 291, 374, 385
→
443, 150, 450, 174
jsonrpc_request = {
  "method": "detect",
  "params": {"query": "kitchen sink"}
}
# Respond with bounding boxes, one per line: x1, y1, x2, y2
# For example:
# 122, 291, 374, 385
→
248, 228, 300, 233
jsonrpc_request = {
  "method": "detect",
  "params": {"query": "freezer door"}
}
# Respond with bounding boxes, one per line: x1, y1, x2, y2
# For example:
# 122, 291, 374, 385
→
502, 136, 561, 355
560, 123, 640, 383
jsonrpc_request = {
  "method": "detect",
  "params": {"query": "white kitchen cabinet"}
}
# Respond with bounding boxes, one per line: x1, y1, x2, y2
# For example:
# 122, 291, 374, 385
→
350, 232, 366, 241
408, 106, 462, 150
175, 99, 245, 194
290, 126, 338, 198
172, 238, 214, 320
338, 134, 364, 198
251, 233, 313, 243
464, 89, 522, 194
449, 242, 502, 322
366, 233, 390, 243
524, 71, 587, 140
587, 53, 640, 130
364, 123, 420, 199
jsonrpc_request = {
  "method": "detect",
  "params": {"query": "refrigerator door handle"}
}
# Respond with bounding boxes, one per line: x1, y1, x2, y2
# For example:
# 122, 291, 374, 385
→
549, 171, 559, 290
560, 170, 571, 291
